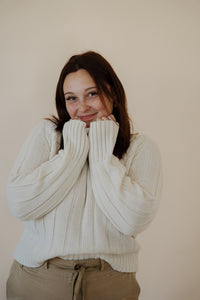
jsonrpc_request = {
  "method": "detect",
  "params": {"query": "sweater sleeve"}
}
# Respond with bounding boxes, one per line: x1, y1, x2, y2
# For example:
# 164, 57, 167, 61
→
6, 119, 89, 221
89, 120, 163, 236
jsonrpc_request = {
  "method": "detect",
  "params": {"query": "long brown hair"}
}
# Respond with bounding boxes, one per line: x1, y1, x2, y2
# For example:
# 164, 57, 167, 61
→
48, 51, 135, 159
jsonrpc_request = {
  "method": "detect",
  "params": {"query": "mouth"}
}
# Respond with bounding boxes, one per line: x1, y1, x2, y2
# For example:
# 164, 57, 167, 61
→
79, 113, 97, 122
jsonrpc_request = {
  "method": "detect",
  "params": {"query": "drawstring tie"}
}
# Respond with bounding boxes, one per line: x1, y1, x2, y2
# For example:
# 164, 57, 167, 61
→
73, 265, 86, 300
45, 257, 104, 300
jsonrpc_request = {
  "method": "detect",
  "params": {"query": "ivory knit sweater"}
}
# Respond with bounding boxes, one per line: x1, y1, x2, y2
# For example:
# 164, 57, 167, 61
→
6, 119, 163, 272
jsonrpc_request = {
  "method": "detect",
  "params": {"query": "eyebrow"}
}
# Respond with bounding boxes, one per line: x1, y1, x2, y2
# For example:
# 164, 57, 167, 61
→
64, 86, 97, 96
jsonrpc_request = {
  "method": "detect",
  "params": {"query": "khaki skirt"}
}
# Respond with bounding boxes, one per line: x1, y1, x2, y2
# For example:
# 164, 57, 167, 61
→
7, 257, 140, 300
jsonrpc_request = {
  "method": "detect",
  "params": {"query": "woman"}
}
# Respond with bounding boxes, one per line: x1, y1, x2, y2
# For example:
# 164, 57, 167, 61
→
6, 51, 163, 300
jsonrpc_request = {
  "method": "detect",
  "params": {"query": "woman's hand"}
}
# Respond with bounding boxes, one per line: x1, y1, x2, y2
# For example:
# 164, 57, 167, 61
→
96, 114, 117, 123
71, 114, 118, 127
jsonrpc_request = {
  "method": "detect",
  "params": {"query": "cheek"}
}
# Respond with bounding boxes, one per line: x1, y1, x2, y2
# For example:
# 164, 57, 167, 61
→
101, 101, 113, 115
66, 103, 75, 118
95, 99, 113, 114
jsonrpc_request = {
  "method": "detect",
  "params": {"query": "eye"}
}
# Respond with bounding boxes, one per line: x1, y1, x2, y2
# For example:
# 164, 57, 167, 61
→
88, 91, 98, 97
66, 96, 77, 102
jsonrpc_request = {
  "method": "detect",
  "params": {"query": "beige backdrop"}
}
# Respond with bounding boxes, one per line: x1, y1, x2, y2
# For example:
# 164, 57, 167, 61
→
1, 1, 200, 299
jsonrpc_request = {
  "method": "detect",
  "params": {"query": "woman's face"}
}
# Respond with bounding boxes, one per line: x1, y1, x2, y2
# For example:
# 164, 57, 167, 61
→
63, 69, 113, 127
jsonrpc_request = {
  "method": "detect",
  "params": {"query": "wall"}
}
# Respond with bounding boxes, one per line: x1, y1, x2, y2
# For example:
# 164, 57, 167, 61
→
1, 1, 200, 299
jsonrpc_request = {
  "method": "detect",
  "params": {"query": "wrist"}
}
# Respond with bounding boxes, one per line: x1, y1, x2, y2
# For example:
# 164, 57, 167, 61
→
63, 119, 89, 160
89, 120, 119, 162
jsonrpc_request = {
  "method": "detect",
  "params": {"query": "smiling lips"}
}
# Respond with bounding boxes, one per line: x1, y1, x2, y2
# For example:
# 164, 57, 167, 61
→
79, 113, 97, 122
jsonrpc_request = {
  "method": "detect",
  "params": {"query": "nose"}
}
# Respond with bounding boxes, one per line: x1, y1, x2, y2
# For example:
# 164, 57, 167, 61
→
79, 99, 89, 112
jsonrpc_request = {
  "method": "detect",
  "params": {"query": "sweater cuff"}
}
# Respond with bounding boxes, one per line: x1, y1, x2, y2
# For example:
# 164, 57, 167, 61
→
89, 120, 119, 162
63, 120, 89, 161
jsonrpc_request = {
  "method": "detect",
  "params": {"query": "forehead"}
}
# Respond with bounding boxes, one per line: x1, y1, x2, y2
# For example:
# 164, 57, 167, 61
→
63, 69, 96, 92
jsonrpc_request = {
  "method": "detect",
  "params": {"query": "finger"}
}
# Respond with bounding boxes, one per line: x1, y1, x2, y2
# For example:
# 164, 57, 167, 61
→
97, 116, 107, 121
108, 114, 116, 122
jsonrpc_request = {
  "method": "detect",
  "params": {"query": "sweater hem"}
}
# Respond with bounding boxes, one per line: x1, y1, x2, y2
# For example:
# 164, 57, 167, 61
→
13, 252, 139, 273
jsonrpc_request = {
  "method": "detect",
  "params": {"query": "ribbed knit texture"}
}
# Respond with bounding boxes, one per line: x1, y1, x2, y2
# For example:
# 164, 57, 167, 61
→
6, 119, 163, 272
